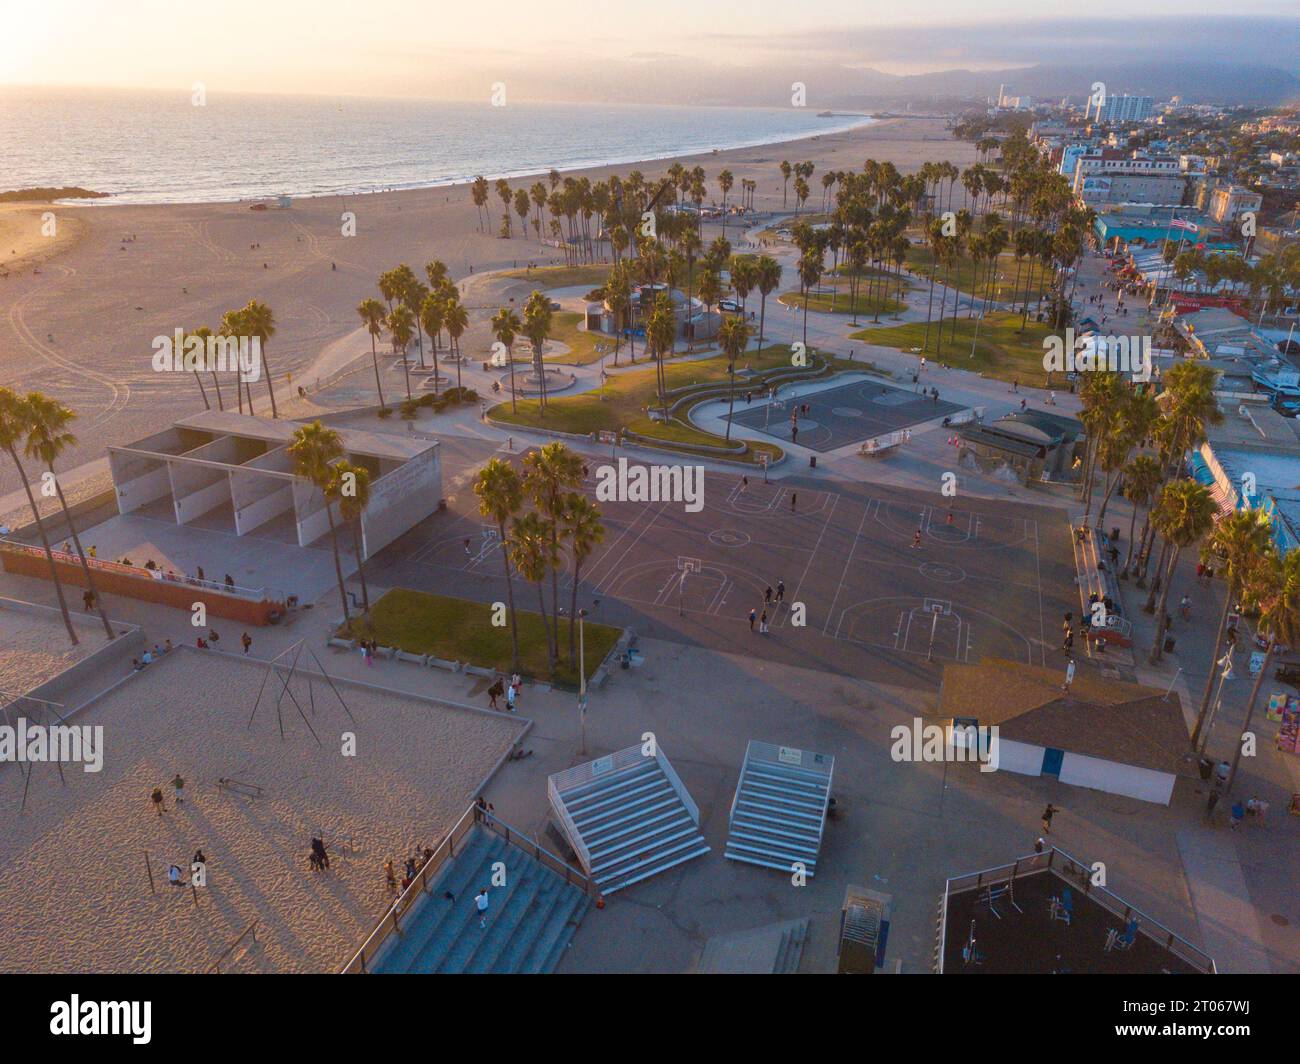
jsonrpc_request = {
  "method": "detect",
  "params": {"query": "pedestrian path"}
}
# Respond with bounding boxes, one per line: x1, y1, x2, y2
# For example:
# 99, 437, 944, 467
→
1175, 827, 1271, 973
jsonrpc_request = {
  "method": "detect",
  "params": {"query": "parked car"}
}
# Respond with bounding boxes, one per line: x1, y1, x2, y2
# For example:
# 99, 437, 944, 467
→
718, 299, 742, 312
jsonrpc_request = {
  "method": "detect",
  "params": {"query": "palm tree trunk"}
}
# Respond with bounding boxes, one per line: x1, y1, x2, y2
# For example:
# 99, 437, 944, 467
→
211, 371, 224, 411
568, 559, 582, 664
49, 470, 114, 639
1148, 543, 1181, 663
922, 267, 937, 353
1144, 538, 1172, 612
350, 519, 370, 614
1225, 641, 1272, 795
370, 336, 385, 408
324, 503, 351, 627
1191, 581, 1235, 748
5, 445, 77, 644
758, 293, 768, 350
535, 583, 553, 670
1122, 507, 1143, 577
497, 519, 520, 669
261, 345, 279, 418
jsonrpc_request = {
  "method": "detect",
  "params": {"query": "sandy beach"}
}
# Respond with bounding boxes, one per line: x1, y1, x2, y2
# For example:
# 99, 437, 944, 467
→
0, 117, 975, 497
0, 648, 526, 973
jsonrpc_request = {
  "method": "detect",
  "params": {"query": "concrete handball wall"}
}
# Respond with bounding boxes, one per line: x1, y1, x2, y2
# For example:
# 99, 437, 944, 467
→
109, 450, 171, 514
168, 461, 230, 525
362, 447, 441, 559
1058, 751, 1175, 806
995, 738, 1047, 777
0, 549, 284, 625
230, 470, 294, 537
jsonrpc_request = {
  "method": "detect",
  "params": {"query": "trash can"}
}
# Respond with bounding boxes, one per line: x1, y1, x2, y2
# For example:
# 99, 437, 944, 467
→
810, 455, 817, 468
1163, 636, 1176, 653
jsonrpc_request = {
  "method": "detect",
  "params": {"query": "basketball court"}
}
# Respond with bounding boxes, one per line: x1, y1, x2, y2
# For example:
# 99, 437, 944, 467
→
378, 453, 1070, 683
725, 380, 966, 453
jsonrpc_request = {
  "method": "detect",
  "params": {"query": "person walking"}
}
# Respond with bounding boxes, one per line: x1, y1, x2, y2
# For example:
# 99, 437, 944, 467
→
150, 787, 166, 815
911, 529, 922, 549
171, 773, 185, 805
487, 678, 504, 710
759, 610, 769, 634
776, 580, 785, 604
1041, 804, 1059, 834
764, 585, 773, 605
790, 492, 797, 513
82, 589, 95, 612
241, 631, 252, 654
1034, 837, 1045, 855
475, 887, 491, 928
506, 682, 516, 712
1062, 628, 1074, 652
748, 608, 757, 632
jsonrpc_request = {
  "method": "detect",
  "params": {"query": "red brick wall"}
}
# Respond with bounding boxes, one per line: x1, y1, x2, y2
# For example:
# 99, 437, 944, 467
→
1, 549, 282, 625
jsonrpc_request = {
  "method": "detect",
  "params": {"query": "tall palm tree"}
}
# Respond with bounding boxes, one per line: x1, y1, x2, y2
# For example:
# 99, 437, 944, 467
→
718, 169, 734, 236
240, 299, 279, 418
1190, 507, 1274, 748
718, 315, 750, 442
445, 299, 469, 394
1147, 480, 1216, 663
523, 290, 554, 414
475, 458, 525, 669
1120, 454, 1162, 578
191, 325, 223, 410
491, 306, 522, 414
1225, 547, 1300, 794
780, 161, 792, 208
523, 441, 583, 658
329, 460, 372, 615
219, 308, 252, 414
356, 298, 388, 409
387, 304, 415, 402
22, 394, 113, 639
797, 249, 822, 348
755, 255, 781, 350
1096, 389, 1158, 532
560, 492, 606, 662
418, 291, 444, 390
287, 422, 350, 625
507, 511, 557, 670
647, 292, 676, 412
0, 390, 76, 643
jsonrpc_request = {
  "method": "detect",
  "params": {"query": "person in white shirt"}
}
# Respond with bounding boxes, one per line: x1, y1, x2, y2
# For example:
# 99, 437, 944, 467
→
475, 887, 490, 928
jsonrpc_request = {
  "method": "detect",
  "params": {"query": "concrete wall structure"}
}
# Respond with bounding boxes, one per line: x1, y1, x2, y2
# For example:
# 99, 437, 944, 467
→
107, 411, 441, 560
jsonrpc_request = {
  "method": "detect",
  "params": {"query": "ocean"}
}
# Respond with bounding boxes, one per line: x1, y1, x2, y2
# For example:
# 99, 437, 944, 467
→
1, 87, 872, 206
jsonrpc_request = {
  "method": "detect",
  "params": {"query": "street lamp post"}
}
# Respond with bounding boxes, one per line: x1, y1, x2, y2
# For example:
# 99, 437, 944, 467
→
1197, 650, 1235, 755
578, 608, 588, 757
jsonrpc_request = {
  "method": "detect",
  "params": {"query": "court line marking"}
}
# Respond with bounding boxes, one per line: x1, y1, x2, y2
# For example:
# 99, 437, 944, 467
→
823, 498, 872, 635
778, 491, 839, 629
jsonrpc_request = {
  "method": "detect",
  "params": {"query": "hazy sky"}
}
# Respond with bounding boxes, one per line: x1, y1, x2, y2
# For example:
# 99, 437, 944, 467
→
3, 1, 1296, 98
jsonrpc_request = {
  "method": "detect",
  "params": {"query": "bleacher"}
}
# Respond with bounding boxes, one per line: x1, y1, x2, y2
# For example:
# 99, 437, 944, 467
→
1069, 519, 1133, 650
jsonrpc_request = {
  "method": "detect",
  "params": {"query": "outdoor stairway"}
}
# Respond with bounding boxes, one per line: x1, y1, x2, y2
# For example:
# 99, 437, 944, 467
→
697, 918, 810, 974
550, 747, 710, 895
371, 826, 590, 974
724, 742, 833, 876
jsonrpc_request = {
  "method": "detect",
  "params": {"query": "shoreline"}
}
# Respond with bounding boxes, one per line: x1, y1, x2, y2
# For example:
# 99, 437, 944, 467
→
38, 115, 882, 210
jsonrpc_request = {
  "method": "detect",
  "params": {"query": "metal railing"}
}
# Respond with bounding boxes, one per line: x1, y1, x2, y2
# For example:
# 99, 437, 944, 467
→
340, 803, 598, 974
941, 847, 1216, 973
0, 537, 273, 602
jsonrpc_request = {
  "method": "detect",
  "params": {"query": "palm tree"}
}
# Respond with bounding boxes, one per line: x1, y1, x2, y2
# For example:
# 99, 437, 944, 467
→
287, 422, 350, 625
387, 304, 415, 402
418, 291, 444, 392
1120, 454, 1162, 578
507, 511, 557, 670
755, 255, 781, 350
190, 325, 223, 410
523, 442, 583, 658
219, 308, 252, 414
1225, 547, 1300, 794
560, 492, 606, 662
329, 460, 372, 615
356, 298, 387, 409
780, 161, 792, 208
523, 290, 553, 414
718, 169, 733, 236
474, 458, 525, 669
240, 299, 278, 417
647, 292, 677, 413
604, 268, 631, 366
471, 176, 490, 232
445, 299, 469, 394
491, 306, 522, 414
718, 315, 750, 442
1189, 507, 1273, 748
0, 390, 76, 643
1147, 480, 1216, 663
1096, 389, 1158, 532
22, 394, 114, 639
797, 249, 822, 348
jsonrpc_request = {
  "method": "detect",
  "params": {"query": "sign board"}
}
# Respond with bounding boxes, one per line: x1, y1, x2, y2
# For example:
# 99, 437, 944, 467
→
1250, 650, 1266, 676
591, 755, 614, 776
777, 746, 804, 766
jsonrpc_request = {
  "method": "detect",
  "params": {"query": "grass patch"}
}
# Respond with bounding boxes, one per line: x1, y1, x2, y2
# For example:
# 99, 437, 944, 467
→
779, 288, 904, 316
498, 264, 612, 288
850, 312, 1055, 386
489, 343, 807, 464
904, 247, 1048, 303
543, 310, 605, 365
345, 588, 621, 687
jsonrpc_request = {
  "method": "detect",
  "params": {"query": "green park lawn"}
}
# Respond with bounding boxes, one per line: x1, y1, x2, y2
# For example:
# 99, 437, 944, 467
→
779, 285, 905, 317
904, 246, 1048, 304
344, 588, 621, 687
499, 264, 612, 288
489, 343, 811, 463
851, 312, 1056, 386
